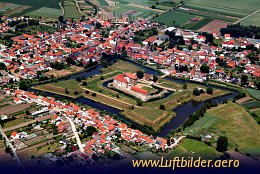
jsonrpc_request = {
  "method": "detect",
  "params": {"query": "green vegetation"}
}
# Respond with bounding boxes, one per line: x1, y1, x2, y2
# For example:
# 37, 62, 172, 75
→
183, 0, 260, 18
52, 80, 80, 90
183, 101, 260, 154
245, 88, 260, 100
184, 18, 213, 30
63, 1, 82, 19
242, 101, 260, 110
169, 138, 221, 159
27, 7, 62, 18
240, 10, 260, 27
0, 0, 61, 16
97, 0, 109, 6
151, 10, 196, 27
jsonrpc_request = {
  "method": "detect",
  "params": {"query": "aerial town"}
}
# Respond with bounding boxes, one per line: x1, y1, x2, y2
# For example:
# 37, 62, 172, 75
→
0, 0, 259, 174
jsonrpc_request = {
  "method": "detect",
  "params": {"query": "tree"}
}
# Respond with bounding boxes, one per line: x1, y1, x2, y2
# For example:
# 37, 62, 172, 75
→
0, 62, 6, 70
216, 136, 228, 152
92, 93, 96, 97
159, 104, 165, 110
74, 91, 79, 95
206, 33, 213, 43
136, 71, 144, 79
200, 63, 209, 73
193, 88, 200, 96
65, 88, 69, 94
76, 77, 82, 82
241, 74, 248, 85
152, 74, 158, 83
25, 110, 30, 115
206, 87, 213, 94
100, 76, 104, 80
85, 126, 97, 137
58, 16, 64, 23
183, 84, 187, 89
82, 81, 87, 86
136, 99, 143, 106
19, 81, 29, 90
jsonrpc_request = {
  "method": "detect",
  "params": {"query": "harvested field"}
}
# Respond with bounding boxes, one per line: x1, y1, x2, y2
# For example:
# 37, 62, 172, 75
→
0, 103, 33, 115
45, 66, 84, 78
198, 20, 231, 33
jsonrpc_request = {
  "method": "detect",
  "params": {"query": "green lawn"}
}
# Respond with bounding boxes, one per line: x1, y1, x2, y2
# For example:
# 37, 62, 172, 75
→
183, 101, 260, 154
245, 88, 260, 100
151, 10, 196, 27
168, 139, 221, 159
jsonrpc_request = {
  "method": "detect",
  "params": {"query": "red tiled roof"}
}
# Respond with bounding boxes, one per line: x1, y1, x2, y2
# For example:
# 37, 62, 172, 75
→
114, 74, 128, 83
131, 86, 148, 95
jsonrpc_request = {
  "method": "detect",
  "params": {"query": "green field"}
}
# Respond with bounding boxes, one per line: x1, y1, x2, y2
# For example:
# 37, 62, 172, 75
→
184, 18, 213, 30
168, 138, 221, 159
27, 7, 62, 18
63, 1, 82, 19
151, 10, 196, 26
113, 4, 157, 19
116, 0, 175, 6
183, 0, 260, 18
0, 0, 61, 16
242, 101, 260, 110
240, 10, 260, 27
97, 0, 109, 6
184, 102, 260, 154
245, 88, 260, 100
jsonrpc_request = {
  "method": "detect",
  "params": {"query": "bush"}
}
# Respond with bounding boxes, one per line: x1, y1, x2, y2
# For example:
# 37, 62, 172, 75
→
74, 91, 79, 95
159, 104, 165, 110
136, 99, 143, 106
206, 87, 213, 94
200, 89, 204, 93
193, 88, 200, 96
65, 88, 69, 94
100, 76, 104, 80
92, 93, 96, 97
85, 90, 89, 94
76, 77, 82, 82
82, 81, 87, 86
183, 84, 187, 89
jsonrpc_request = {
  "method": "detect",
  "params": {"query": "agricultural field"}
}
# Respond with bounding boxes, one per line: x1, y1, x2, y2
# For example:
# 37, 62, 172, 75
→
63, 1, 82, 19
113, 4, 157, 19
167, 138, 222, 159
183, 0, 260, 18
45, 66, 84, 78
27, 7, 62, 19
240, 10, 260, 27
245, 88, 260, 100
0, 0, 62, 16
198, 20, 230, 33
183, 18, 213, 30
242, 101, 260, 110
97, 0, 109, 6
151, 10, 197, 27
183, 101, 260, 155
0, 2, 30, 16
